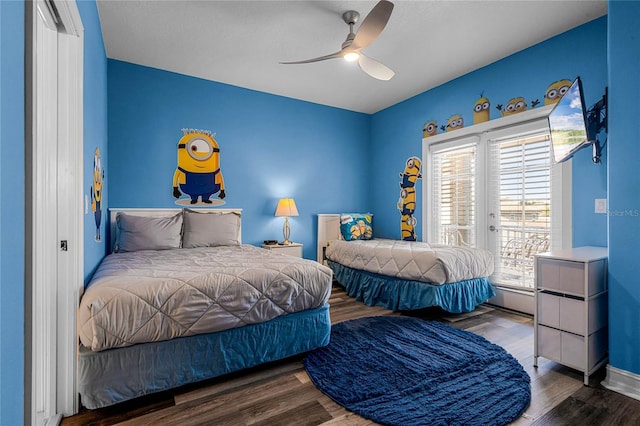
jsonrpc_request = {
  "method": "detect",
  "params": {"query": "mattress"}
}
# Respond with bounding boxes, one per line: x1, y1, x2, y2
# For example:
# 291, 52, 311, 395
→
78, 245, 333, 351
325, 239, 494, 285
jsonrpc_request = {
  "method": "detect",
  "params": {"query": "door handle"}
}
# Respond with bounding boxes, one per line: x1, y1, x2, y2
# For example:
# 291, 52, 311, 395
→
489, 225, 498, 232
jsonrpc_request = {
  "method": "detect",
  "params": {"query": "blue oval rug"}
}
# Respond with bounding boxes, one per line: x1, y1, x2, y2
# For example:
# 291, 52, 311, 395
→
304, 316, 530, 426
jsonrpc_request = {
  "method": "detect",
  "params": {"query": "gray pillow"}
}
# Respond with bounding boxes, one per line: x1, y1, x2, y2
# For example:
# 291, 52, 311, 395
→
115, 212, 183, 252
182, 210, 241, 248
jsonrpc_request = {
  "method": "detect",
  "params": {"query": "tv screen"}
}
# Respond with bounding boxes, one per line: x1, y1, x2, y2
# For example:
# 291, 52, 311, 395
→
548, 77, 590, 163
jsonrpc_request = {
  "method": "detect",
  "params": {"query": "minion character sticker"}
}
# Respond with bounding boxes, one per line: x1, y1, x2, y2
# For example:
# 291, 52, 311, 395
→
398, 157, 422, 241
440, 114, 464, 132
90, 148, 104, 242
172, 129, 226, 206
496, 97, 540, 117
422, 120, 438, 138
473, 93, 491, 124
544, 79, 572, 106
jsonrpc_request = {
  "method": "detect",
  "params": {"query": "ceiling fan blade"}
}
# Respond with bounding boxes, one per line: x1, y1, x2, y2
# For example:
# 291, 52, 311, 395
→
358, 54, 395, 80
280, 51, 343, 65
351, 0, 394, 50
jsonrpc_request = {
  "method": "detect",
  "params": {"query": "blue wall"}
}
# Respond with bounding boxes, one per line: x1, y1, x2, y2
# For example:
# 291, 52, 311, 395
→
0, 3, 635, 421
79, 1, 109, 283
370, 17, 608, 246
0, 2, 24, 424
607, 0, 640, 376
107, 61, 372, 259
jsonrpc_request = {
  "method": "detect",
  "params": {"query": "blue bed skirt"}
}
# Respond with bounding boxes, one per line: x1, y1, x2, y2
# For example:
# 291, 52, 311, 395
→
328, 261, 495, 313
78, 304, 331, 409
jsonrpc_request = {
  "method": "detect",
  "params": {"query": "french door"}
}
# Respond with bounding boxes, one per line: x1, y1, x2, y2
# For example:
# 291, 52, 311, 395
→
426, 117, 570, 312
487, 129, 553, 290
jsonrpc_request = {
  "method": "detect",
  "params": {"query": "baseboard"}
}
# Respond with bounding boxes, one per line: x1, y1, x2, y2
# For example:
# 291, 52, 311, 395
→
602, 364, 640, 401
44, 414, 62, 426
487, 286, 534, 316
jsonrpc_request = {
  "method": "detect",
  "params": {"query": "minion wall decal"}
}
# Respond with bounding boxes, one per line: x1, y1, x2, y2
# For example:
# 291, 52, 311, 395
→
173, 129, 226, 206
398, 157, 422, 241
440, 114, 464, 132
397, 186, 416, 216
422, 121, 438, 138
473, 93, 491, 124
401, 214, 417, 241
496, 97, 540, 117
400, 157, 422, 188
544, 79, 572, 105
90, 148, 104, 242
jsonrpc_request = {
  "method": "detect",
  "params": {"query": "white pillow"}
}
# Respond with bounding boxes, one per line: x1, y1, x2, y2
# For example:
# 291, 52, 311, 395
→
115, 212, 183, 252
182, 210, 241, 248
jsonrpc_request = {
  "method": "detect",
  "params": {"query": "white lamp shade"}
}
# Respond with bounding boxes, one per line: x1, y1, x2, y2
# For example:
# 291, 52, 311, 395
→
275, 198, 299, 217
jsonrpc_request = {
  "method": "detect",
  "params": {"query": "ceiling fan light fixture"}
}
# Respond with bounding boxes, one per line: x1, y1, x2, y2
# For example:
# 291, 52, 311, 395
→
280, 1, 394, 80
343, 51, 360, 62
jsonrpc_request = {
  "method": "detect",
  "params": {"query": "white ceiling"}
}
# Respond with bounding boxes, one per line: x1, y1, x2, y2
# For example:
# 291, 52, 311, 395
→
96, 0, 607, 114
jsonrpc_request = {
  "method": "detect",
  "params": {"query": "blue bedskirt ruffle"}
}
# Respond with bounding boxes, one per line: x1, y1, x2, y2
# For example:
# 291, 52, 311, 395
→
328, 260, 495, 313
78, 304, 331, 409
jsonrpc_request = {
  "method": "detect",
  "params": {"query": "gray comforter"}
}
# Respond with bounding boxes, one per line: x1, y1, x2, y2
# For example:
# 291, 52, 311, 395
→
325, 239, 494, 284
78, 245, 332, 351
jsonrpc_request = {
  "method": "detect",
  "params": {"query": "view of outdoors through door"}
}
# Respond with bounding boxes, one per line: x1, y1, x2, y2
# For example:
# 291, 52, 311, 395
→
430, 130, 553, 291
488, 132, 552, 289
430, 144, 476, 248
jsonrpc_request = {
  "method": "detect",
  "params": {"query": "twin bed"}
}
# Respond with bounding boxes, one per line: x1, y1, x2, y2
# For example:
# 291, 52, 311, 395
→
77, 209, 495, 409
317, 214, 495, 314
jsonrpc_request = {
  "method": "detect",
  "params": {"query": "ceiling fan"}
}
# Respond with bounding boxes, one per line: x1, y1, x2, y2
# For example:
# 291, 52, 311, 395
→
280, 0, 395, 81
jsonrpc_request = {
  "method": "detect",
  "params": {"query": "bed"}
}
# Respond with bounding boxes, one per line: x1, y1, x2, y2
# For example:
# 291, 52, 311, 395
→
77, 208, 332, 409
317, 213, 495, 313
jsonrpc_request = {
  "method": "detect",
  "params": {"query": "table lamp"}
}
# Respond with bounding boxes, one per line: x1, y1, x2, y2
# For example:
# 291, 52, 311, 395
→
275, 198, 299, 245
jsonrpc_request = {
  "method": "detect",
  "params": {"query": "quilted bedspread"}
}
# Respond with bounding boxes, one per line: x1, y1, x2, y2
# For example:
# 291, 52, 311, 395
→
325, 239, 493, 285
78, 245, 333, 351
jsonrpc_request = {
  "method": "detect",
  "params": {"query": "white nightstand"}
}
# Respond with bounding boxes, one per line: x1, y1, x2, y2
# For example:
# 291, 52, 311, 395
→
262, 242, 303, 258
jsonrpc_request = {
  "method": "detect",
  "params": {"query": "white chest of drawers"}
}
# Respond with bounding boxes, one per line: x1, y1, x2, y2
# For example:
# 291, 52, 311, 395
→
533, 246, 608, 385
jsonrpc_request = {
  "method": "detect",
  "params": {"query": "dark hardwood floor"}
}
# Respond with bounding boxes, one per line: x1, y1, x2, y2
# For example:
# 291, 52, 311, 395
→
62, 283, 640, 426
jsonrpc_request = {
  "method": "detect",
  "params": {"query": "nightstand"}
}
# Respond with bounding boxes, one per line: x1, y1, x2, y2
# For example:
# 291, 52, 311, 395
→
262, 242, 303, 258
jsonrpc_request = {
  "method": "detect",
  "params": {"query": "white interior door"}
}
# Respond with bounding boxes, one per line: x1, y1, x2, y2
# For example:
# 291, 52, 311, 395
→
29, 1, 83, 423
32, 5, 59, 424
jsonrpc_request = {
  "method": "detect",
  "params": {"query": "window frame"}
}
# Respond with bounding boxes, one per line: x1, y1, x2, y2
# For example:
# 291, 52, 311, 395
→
422, 105, 571, 253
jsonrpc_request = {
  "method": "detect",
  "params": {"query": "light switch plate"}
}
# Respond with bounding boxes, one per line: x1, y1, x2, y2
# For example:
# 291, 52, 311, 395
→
595, 198, 607, 214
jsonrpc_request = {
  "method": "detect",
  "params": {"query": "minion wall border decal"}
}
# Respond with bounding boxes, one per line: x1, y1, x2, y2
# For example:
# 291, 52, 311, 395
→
473, 92, 491, 124
440, 114, 464, 133
422, 120, 438, 138
544, 79, 572, 106
496, 96, 540, 117
398, 157, 422, 241
422, 81, 567, 141
172, 128, 227, 206
90, 147, 104, 242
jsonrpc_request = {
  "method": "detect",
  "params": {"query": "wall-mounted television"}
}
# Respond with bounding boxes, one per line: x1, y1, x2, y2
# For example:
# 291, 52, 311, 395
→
547, 76, 607, 164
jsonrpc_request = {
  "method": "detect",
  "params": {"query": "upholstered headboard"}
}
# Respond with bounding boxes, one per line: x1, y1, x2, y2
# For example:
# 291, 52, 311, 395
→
109, 208, 243, 252
317, 214, 342, 264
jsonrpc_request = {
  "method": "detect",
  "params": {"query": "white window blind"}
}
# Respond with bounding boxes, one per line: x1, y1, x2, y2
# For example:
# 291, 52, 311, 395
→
487, 132, 552, 288
430, 143, 476, 246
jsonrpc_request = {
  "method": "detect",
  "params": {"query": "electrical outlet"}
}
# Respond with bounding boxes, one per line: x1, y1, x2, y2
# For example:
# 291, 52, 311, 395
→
595, 198, 607, 214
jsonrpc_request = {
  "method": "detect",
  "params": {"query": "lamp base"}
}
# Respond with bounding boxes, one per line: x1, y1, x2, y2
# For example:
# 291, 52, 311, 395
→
281, 217, 292, 246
